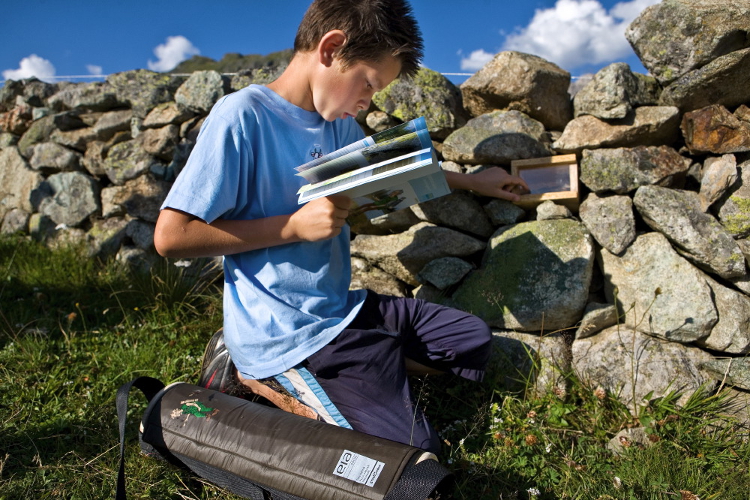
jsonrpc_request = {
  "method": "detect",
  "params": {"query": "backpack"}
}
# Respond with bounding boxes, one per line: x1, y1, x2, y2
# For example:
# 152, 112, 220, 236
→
116, 377, 453, 500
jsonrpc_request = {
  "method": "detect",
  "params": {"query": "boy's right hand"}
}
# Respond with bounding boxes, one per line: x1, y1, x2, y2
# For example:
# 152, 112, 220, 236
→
290, 195, 351, 241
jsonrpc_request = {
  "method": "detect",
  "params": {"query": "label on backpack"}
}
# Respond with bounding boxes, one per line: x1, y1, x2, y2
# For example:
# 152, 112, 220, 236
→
333, 449, 384, 487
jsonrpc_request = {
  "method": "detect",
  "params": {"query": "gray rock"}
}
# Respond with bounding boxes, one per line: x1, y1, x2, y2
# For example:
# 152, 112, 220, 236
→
28, 213, 56, 243
142, 101, 195, 129
483, 198, 526, 226
579, 193, 636, 254
460, 51, 572, 131
660, 48, 750, 112
100, 174, 171, 223
106, 70, 183, 118
625, 0, 750, 85
139, 124, 179, 161
116, 245, 160, 275
489, 330, 570, 396
125, 219, 155, 250
575, 302, 619, 339
0, 132, 18, 148
350, 256, 409, 297
50, 126, 99, 152
175, 70, 225, 114
103, 138, 158, 185
442, 110, 553, 165
410, 191, 494, 238
714, 159, 750, 238
37, 171, 100, 227
350, 222, 485, 286
573, 324, 715, 413
92, 109, 133, 142
600, 232, 717, 343
607, 427, 653, 456
29, 142, 81, 173
702, 358, 750, 391
535, 200, 572, 221
349, 208, 421, 236
1, 208, 30, 234
365, 111, 397, 133
573, 63, 641, 120
697, 278, 750, 354
372, 67, 466, 139
553, 106, 681, 153
634, 185, 746, 279
86, 217, 129, 259
416, 257, 473, 290
48, 81, 121, 112
0, 146, 43, 220
580, 146, 691, 194
452, 219, 594, 332
700, 155, 739, 211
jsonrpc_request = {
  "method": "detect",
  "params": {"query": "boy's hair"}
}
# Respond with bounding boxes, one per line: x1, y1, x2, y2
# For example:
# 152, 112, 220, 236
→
294, 0, 424, 78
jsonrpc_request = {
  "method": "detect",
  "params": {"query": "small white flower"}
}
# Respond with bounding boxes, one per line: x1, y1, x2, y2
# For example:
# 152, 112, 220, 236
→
174, 259, 192, 267
55, 223, 69, 231
545, 443, 552, 453
613, 476, 622, 489
527, 487, 541, 496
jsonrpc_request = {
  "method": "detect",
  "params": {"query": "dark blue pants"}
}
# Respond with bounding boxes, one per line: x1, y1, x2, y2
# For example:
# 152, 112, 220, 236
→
301, 291, 492, 454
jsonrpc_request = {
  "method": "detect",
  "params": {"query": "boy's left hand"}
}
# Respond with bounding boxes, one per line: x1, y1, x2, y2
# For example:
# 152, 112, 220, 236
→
445, 167, 530, 202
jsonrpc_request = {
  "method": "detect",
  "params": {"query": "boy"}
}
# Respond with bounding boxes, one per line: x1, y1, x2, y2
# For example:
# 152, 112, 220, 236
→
155, 0, 528, 454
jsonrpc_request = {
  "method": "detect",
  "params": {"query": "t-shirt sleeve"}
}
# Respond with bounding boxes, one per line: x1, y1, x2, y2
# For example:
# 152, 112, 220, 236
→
161, 111, 252, 224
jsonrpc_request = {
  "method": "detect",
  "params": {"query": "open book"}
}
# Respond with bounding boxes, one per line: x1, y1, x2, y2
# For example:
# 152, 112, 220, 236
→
296, 117, 450, 221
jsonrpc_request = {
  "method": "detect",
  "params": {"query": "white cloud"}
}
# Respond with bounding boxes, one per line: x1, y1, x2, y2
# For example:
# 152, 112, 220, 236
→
498, 0, 660, 71
460, 49, 496, 71
148, 35, 200, 72
2, 54, 56, 83
86, 64, 103, 76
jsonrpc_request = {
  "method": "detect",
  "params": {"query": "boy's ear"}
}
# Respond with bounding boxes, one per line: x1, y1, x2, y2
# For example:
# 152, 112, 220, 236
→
317, 30, 347, 67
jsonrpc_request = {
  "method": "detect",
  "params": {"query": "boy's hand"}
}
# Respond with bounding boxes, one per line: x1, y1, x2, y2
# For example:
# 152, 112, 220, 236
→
445, 167, 530, 202
290, 195, 352, 241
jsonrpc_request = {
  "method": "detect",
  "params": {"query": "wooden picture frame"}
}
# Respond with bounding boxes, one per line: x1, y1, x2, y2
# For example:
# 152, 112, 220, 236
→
510, 154, 579, 211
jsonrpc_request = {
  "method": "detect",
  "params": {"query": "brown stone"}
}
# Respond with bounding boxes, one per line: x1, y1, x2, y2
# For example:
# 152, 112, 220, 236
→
681, 105, 750, 155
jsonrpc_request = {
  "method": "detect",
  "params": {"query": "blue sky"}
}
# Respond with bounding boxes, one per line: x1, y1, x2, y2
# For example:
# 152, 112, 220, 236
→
1, 0, 659, 86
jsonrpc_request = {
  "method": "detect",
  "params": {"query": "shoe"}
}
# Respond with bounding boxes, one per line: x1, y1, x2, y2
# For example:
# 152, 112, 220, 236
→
198, 329, 237, 394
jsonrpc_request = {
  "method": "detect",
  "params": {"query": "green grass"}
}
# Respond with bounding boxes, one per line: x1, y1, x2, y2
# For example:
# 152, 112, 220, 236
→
1, 234, 748, 499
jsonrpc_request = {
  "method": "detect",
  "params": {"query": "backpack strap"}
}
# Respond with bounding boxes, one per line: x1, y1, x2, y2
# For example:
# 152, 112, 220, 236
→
115, 377, 165, 500
384, 458, 453, 500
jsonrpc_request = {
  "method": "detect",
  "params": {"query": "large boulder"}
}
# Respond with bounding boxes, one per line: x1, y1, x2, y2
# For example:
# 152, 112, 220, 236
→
573, 325, 715, 413
579, 193, 636, 255
579, 146, 691, 194
625, 0, 750, 85
48, 81, 120, 112
460, 51, 572, 131
451, 219, 594, 332
681, 105, 750, 155
372, 67, 466, 140
350, 222, 486, 286
0, 146, 44, 220
37, 171, 100, 227
660, 48, 750, 113
634, 185, 747, 279
175, 70, 225, 114
553, 106, 681, 153
410, 191, 494, 238
714, 159, 750, 238
106, 70, 183, 118
573, 62, 660, 120
100, 174, 171, 223
600, 232, 717, 343
442, 110, 552, 165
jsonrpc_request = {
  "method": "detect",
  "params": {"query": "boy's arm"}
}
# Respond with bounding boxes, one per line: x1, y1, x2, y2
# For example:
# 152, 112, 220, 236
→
444, 167, 530, 202
154, 196, 352, 259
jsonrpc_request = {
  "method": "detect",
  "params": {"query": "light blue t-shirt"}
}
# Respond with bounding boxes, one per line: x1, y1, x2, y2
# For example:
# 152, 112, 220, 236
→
161, 85, 367, 379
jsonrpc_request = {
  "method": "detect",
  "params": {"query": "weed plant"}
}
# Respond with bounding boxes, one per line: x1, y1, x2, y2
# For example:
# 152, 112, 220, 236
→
1, 234, 748, 499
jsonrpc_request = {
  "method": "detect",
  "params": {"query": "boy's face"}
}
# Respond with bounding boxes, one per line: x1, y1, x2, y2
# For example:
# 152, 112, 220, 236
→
313, 54, 402, 122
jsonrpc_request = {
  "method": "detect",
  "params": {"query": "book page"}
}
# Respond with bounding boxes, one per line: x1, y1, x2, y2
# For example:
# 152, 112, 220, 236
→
294, 117, 429, 176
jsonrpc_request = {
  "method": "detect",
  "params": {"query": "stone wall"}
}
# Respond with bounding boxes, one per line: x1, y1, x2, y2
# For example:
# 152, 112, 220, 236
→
1, 0, 749, 419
